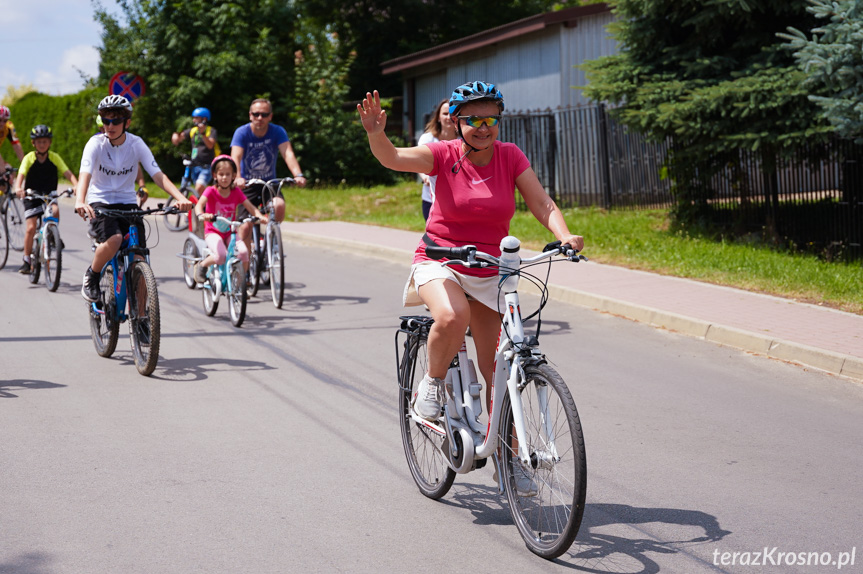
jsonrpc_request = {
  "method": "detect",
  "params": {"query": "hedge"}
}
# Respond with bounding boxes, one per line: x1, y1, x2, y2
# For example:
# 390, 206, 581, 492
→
1, 86, 105, 175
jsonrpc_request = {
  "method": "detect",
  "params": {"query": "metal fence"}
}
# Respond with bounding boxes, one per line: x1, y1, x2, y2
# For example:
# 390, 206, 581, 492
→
499, 103, 672, 209
499, 104, 863, 258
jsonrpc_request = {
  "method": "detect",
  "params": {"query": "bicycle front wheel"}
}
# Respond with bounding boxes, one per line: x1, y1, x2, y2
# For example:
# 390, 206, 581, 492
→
398, 331, 456, 499
267, 225, 285, 308
162, 195, 187, 232
228, 260, 247, 327
29, 235, 41, 284
4, 197, 25, 251
500, 363, 586, 560
128, 261, 161, 376
182, 237, 199, 289
0, 216, 8, 270
44, 225, 62, 292
89, 263, 119, 357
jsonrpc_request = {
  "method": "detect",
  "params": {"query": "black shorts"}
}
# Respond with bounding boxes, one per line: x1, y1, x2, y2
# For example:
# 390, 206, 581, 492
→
239, 182, 284, 218
90, 203, 147, 248
24, 195, 49, 219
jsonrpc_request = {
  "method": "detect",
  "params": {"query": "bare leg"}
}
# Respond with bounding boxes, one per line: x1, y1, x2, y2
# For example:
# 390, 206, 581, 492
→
91, 234, 123, 272
467, 299, 503, 412
273, 196, 286, 223
417, 278, 471, 379
23, 218, 38, 258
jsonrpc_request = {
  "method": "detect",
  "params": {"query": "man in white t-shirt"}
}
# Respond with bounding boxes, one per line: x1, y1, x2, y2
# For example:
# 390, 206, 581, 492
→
75, 95, 192, 302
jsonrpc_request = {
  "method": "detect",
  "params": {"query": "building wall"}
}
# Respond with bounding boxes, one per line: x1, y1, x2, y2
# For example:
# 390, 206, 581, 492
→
405, 12, 618, 143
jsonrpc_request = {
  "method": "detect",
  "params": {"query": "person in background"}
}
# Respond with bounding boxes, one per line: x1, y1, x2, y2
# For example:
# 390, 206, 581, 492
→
14, 125, 78, 274
0, 105, 24, 171
172, 107, 218, 197
417, 99, 456, 221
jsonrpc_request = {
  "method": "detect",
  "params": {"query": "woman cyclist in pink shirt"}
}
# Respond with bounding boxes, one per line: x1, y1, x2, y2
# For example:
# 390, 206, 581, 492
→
358, 81, 584, 422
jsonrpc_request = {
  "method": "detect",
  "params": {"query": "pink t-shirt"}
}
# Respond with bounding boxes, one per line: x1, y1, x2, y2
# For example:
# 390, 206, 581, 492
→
413, 139, 531, 277
201, 186, 248, 242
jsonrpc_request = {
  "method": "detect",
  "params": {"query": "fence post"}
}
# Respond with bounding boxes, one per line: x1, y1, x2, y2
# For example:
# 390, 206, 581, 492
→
547, 112, 558, 202
597, 103, 613, 209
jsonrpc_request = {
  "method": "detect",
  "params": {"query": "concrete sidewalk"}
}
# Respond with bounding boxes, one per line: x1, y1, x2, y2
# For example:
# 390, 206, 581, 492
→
282, 220, 863, 382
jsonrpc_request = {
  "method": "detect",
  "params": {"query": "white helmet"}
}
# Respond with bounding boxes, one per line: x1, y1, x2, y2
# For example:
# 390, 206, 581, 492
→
98, 95, 133, 117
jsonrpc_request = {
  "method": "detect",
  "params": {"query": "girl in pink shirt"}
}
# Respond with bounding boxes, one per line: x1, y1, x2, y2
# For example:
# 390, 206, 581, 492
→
193, 155, 266, 283
358, 81, 585, 424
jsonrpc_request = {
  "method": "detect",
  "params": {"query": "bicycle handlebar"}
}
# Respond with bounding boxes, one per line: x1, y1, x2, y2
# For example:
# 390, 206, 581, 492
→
426, 240, 586, 268
214, 215, 257, 231
244, 177, 295, 192
23, 188, 75, 199
93, 205, 180, 218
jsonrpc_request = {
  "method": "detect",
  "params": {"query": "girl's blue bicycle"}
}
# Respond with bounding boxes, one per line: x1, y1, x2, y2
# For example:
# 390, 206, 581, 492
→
197, 216, 253, 327
88, 205, 177, 376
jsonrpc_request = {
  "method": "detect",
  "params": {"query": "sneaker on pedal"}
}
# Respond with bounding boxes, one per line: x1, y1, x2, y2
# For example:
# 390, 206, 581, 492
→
412, 373, 444, 421
136, 318, 151, 345
17, 260, 31, 274
194, 263, 207, 284
493, 462, 539, 497
81, 268, 101, 302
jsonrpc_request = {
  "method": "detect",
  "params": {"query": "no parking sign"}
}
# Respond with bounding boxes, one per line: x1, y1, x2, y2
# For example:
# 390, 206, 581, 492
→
109, 72, 146, 101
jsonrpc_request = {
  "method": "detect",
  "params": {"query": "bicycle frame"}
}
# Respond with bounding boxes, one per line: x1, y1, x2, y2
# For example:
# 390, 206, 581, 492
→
203, 218, 245, 299
91, 221, 148, 324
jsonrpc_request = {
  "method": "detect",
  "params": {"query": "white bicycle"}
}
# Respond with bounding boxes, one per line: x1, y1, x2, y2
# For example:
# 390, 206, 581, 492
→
396, 236, 588, 559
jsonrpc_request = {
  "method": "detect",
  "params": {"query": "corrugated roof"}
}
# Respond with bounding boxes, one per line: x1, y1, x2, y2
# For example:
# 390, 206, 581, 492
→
381, 3, 610, 75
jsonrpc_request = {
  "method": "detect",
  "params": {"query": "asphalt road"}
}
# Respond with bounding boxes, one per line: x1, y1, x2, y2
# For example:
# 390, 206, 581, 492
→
1, 209, 862, 574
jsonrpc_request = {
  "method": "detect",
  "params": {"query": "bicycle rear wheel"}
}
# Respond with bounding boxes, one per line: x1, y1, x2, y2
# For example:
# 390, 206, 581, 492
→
399, 329, 456, 499
500, 363, 586, 560
4, 197, 25, 251
162, 195, 187, 232
247, 233, 260, 297
29, 235, 41, 284
268, 225, 285, 308
228, 260, 247, 327
89, 263, 119, 357
44, 225, 62, 292
0, 216, 8, 270
128, 261, 161, 376
182, 237, 199, 289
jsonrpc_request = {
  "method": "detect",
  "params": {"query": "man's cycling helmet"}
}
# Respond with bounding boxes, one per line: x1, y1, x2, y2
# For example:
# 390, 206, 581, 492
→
211, 154, 237, 173
98, 95, 133, 117
192, 107, 211, 121
448, 81, 505, 116
0, 105, 10, 120
30, 124, 53, 140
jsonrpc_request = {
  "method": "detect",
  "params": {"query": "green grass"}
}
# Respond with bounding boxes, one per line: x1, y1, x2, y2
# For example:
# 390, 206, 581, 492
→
156, 180, 863, 314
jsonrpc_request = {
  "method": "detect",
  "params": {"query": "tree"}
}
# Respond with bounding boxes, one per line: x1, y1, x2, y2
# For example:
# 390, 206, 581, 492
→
95, 0, 300, 174
288, 22, 403, 184
296, 0, 586, 99
781, 0, 863, 141
582, 0, 831, 228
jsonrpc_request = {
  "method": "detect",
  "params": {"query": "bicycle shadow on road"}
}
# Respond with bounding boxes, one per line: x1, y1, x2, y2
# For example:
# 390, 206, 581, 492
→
0, 550, 53, 574
558, 502, 732, 573
141, 356, 277, 382
0, 379, 66, 398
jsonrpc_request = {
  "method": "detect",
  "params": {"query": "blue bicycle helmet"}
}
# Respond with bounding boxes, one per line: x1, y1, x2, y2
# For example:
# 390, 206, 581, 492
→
192, 107, 211, 121
448, 81, 505, 116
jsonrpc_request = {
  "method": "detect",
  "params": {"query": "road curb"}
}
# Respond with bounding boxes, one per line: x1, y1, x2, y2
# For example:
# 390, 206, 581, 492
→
283, 228, 863, 383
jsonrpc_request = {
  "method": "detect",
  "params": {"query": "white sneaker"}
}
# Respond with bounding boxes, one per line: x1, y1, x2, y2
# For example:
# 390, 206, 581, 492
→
412, 374, 444, 421
494, 461, 539, 497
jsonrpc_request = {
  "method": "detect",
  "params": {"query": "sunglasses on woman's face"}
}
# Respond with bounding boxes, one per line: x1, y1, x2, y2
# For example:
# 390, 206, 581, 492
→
101, 117, 126, 125
458, 115, 501, 128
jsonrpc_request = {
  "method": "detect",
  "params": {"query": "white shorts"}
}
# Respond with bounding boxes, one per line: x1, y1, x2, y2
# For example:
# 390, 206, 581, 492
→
403, 261, 503, 311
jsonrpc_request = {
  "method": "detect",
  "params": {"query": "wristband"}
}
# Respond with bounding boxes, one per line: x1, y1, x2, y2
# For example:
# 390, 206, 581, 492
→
294, 173, 304, 178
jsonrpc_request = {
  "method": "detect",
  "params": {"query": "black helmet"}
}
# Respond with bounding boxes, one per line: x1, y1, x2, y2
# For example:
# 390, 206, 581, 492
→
30, 124, 53, 140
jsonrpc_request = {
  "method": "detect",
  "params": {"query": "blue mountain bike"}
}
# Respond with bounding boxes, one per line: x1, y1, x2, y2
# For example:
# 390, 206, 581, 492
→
88, 205, 177, 376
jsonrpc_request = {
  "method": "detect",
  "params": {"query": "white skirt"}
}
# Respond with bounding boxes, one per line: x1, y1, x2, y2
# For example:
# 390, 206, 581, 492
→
403, 261, 503, 311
